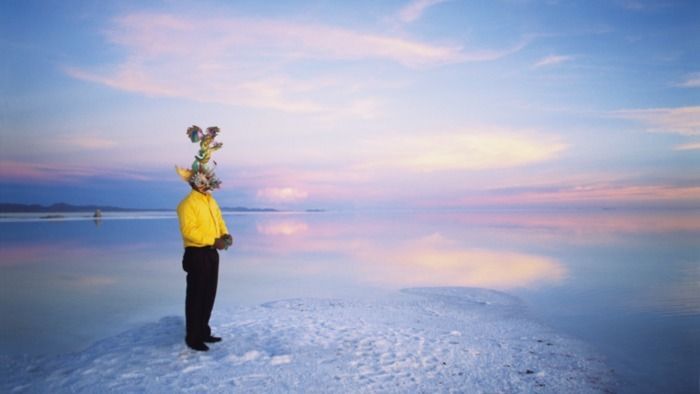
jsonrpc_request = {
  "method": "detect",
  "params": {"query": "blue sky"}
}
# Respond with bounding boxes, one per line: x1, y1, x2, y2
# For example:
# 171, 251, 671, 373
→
1, 0, 698, 209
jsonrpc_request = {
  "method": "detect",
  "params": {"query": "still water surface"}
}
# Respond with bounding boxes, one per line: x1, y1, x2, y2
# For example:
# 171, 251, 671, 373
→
0, 210, 697, 393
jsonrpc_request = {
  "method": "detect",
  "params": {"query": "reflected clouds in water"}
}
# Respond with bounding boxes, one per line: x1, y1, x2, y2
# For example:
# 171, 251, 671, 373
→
55, 275, 117, 287
432, 210, 700, 245
352, 233, 566, 289
253, 218, 566, 290
256, 220, 309, 236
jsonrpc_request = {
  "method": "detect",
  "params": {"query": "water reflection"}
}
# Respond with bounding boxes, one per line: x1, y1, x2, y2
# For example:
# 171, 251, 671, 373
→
55, 275, 117, 287
256, 219, 309, 236
0, 209, 697, 393
0, 244, 57, 266
439, 210, 700, 232
351, 233, 565, 288
424, 210, 700, 245
0, 242, 100, 267
252, 218, 566, 289
244, 211, 698, 314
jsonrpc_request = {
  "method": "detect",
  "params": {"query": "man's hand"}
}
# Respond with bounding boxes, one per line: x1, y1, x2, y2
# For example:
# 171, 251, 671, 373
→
213, 237, 227, 250
222, 234, 233, 246
214, 234, 233, 250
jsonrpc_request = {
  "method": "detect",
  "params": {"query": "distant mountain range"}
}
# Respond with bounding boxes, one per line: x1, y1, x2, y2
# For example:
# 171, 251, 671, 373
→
0, 203, 287, 213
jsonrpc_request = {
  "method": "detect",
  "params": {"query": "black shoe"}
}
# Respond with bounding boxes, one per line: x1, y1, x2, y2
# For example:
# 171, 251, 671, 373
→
203, 335, 222, 343
186, 341, 210, 351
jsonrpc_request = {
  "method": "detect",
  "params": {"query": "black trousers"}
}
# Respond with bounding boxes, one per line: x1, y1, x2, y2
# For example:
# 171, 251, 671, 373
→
182, 247, 219, 343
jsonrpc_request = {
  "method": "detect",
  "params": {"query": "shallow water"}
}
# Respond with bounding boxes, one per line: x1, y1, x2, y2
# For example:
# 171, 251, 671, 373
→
0, 209, 698, 393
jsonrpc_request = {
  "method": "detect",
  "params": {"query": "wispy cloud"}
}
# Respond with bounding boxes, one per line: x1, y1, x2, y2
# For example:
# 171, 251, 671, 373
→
676, 72, 700, 88
619, 0, 648, 10
108, 13, 468, 67
617, 0, 673, 11
67, 12, 527, 113
532, 54, 573, 68
359, 130, 566, 172
674, 142, 700, 151
612, 106, 700, 136
216, 128, 567, 207
65, 66, 325, 114
53, 134, 117, 150
1, 131, 117, 159
452, 183, 700, 207
398, 0, 449, 23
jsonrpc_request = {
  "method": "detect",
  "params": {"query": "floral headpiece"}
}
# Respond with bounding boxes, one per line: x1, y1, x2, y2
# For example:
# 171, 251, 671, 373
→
175, 125, 223, 192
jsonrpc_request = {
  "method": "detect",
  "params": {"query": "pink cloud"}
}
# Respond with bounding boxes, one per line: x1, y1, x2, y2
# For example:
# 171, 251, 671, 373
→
442, 210, 700, 236
223, 160, 700, 209
613, 106, 700, 136
674, 142, 700, 151
66, 12, 528, 113
256, 187, 309, 203
532, 54, 574, 68
109, 13, 470, 67
358, 130, 566, 172
451, 183, 700, 207
398, 0, 449, 23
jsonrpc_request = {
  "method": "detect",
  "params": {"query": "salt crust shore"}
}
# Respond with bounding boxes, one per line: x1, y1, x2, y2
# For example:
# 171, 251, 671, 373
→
1, 287, 616, 393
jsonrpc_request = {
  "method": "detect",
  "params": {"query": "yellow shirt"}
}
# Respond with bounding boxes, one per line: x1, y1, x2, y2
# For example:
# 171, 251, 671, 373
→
177, 190, 229, 247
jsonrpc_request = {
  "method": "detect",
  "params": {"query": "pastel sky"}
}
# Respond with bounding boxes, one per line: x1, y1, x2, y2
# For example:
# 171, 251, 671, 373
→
1, 0, 698, 209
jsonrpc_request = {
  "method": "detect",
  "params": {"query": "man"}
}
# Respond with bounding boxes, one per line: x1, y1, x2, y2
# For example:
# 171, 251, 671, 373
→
176, 125, 232, 352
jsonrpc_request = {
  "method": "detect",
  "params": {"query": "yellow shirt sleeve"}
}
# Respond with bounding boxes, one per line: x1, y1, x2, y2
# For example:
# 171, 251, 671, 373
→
208, 196, 229, 236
